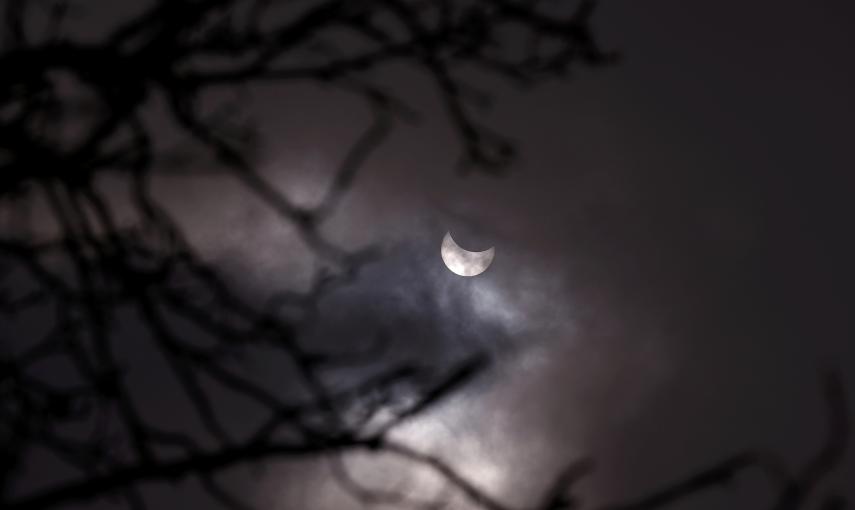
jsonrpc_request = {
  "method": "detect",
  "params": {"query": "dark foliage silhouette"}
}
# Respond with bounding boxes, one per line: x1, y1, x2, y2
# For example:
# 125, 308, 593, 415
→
0, 1, 847, 510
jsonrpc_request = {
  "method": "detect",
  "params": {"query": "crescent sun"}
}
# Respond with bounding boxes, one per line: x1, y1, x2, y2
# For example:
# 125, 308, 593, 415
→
440, 232, 495, 277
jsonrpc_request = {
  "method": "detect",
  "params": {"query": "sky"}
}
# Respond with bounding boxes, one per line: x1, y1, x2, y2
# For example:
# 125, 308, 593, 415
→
175, 1, 854, 506
5, 0, 855, 508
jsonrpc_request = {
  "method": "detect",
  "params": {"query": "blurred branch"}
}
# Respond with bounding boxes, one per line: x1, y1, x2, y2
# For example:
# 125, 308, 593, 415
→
600, 372, 849, 510
4, 2, 846, 510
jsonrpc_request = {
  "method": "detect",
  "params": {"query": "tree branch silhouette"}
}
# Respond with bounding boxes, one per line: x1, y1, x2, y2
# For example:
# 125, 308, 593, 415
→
0, 2, 847, 510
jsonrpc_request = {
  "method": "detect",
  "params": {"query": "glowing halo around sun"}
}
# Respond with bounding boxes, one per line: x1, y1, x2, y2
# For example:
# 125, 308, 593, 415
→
440, 232, 495, 277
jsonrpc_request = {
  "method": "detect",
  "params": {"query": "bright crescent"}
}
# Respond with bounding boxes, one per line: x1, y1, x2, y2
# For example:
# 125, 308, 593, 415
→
440, 232, 495, 277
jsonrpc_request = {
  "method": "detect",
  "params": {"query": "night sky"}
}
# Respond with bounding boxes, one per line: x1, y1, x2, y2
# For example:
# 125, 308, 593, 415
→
3, 0, 855, 509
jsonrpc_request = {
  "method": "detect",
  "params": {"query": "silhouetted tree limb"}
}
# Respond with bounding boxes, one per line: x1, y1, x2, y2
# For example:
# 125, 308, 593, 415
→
1, 1, 614, 508
599, 373, 848, 510
0, 2, 848, 510
319, 373, 848, 510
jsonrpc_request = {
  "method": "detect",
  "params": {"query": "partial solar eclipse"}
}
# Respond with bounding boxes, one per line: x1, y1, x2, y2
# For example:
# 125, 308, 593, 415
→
440, 232, 495, 277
